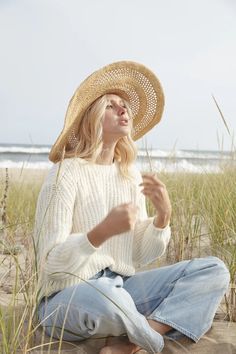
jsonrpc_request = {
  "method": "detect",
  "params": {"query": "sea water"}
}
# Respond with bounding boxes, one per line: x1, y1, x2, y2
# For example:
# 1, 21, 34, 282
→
0, 143, 235, 174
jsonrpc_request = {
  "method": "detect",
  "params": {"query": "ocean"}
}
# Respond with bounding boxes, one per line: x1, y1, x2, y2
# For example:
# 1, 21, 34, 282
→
0, 143, 234, 174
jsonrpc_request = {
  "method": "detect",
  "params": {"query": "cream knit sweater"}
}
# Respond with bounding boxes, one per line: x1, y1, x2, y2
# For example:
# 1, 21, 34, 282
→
34, 158, 171, 301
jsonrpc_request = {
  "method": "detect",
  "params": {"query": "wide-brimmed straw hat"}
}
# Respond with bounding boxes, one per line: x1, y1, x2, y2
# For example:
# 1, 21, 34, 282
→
49, 61, 165, 163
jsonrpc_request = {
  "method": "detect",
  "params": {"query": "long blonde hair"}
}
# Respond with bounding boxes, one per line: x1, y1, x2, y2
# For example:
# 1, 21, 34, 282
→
64, 94, 137, 179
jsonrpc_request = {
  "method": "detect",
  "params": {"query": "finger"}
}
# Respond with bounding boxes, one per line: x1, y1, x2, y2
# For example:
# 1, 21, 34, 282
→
142, 173, 156, 177
139, 182, 160, 187
129, 204, 139, 211
141, 174, 163, 185
126, 202, 139, 210
141, 190, 153, 197
140, 186, 165, 197
141, 185, 155, 191
141, 186, 166, 196
142, 173, 157, 179
142, 176, 161, 184
141, 187, 155, 194
123, 201, 133, 206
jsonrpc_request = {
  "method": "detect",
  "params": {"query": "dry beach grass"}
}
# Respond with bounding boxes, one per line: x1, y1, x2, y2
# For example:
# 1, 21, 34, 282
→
0, 165, 235, 353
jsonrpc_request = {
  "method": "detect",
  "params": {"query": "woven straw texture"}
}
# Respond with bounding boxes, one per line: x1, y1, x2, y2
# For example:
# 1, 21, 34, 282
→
49, 61, 164, 163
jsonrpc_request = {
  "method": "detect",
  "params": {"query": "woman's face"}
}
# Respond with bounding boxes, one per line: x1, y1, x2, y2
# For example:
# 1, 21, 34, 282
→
102, 94, 132, 143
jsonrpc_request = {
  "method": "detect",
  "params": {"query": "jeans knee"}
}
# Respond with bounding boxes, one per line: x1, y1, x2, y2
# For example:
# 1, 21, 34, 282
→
77, 283, 130, 338
206, 256, 230, 287
87, 276, 137, 317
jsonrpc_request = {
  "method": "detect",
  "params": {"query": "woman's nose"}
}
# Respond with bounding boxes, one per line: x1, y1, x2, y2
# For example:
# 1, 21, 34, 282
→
117, 105, 125, 115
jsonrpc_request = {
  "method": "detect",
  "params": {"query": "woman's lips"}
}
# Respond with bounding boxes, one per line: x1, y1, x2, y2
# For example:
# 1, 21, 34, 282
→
119, 118, 129, 126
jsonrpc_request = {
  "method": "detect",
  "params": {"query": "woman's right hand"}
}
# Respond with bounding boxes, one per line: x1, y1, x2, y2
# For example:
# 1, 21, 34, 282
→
87, 203, 139, 247
103, 202, 139, 236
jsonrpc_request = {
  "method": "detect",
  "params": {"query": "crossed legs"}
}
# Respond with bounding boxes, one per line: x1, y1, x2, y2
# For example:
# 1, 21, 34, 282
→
38, 257, 229, 354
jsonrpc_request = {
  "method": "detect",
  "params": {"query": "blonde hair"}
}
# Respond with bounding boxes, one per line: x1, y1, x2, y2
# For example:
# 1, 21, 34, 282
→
64, 94, 137, 179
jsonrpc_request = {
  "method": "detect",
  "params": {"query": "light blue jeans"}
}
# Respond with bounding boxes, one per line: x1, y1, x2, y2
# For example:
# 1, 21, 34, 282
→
38, 256, 230, 353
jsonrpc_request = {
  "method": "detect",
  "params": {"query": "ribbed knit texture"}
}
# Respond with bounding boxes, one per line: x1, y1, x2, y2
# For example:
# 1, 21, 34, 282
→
33, 158, 171, 301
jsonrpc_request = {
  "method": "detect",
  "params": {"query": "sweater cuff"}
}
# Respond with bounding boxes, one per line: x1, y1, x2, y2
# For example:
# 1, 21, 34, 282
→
70, 232, 99, 253
145, 217, 171, 241
85, 234, 100, 251
152, 217, 170, 231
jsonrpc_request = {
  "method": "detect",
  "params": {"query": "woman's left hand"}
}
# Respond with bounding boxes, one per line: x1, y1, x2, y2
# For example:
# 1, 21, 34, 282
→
139, 173, 172, 228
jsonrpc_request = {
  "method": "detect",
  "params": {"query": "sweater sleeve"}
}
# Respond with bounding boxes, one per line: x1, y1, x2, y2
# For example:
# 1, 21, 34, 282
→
33, 161, 97, 281
132, 169, 171, 268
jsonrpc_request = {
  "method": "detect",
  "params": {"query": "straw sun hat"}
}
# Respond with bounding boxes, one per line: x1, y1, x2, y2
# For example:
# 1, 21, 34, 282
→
49, 61, 165, 163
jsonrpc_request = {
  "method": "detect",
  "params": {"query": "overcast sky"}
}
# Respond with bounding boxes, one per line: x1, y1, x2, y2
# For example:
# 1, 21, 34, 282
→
0, 0, 235, 151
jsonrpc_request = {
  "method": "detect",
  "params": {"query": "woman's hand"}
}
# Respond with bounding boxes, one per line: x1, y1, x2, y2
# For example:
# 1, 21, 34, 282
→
139, 173, 171, 229
103, 202, 139, 235
87, 203, 139, 247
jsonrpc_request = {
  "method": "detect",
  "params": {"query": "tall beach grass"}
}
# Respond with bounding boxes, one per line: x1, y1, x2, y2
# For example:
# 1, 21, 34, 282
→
0, 162, 235, 353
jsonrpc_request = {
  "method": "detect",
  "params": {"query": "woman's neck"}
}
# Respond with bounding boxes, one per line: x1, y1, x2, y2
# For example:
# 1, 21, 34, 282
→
96, 144, 116, 165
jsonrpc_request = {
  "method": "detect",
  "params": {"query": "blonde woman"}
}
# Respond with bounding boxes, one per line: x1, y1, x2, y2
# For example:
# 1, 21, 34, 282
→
34, 61, 230, 354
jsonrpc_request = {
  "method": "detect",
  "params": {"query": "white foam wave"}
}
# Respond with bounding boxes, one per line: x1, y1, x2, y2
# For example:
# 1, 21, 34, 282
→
136, 159, 221, 174
0, 145, 233, 161
0, 146, 50, 154
0, 158, 221, 173
0, 160, 52, 169
138, 149, 232, 160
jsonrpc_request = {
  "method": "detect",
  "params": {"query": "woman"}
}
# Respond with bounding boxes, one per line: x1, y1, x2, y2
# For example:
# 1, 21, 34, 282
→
34, 61, 230, 354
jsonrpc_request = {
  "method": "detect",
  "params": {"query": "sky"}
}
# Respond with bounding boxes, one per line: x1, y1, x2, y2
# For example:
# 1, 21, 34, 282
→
0, 0, 236, 151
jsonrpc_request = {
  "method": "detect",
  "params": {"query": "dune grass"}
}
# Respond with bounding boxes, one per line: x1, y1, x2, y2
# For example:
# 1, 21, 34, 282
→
0, 165, 235, 352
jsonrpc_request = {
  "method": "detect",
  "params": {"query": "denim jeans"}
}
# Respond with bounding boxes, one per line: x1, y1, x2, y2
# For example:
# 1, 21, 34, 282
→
38, 256, 230, 353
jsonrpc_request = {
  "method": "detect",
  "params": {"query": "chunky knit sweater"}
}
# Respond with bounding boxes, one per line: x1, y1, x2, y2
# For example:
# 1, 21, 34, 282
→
34, 158, 171, 301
